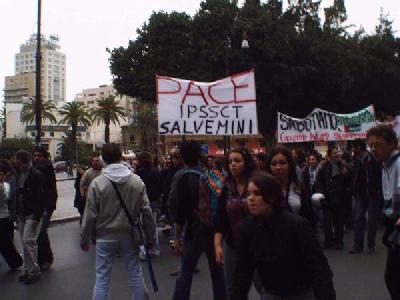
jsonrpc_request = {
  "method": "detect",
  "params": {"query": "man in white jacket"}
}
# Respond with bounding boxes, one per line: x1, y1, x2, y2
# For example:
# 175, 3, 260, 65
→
80, 143, 156, 300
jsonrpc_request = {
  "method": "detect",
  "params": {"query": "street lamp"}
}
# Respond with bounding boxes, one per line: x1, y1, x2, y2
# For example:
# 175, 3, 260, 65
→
35, 0, 42, 146
223, 37, 232, 155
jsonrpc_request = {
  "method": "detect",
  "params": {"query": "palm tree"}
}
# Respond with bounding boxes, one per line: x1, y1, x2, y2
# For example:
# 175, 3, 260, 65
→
91, 95, 126, 143
20, 97, 57, 124
130, 99, 158, 152
58, 102, 91, 175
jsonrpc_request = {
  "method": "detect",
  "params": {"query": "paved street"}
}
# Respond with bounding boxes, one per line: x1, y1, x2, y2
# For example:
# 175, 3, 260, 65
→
0, 218, 392, 300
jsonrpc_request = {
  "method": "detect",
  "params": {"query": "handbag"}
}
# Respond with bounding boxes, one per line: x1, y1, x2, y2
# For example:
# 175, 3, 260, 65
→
108, 179, 159, 292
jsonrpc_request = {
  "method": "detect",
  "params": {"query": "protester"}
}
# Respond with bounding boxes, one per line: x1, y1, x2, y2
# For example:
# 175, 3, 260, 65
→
340, 150, 354, 231
302, 150, 321, 197
15, 150, 45, 284
292, 148, 307, 183
0, 159, 17, 222
0, 162, 23, 271
214, 146, 256, 298
350, 139, 382, 254
135, 152, 162, 258
366, 125, 400, 299
231, 172, 336, 300
80, 143, 156, 300
267, 146, 315, 228
74, 167, 86, 223
172, 141, 227, 300
316, 146, 349, 250
32, 146, 58, 271
79, 153, 102, 216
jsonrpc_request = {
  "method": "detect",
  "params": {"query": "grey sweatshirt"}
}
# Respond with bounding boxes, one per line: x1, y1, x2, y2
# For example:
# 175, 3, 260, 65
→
80, 163, 156, 247
0, 182, 10, 219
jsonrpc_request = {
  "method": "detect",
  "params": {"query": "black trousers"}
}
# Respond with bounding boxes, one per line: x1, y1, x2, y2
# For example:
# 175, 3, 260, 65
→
322, 202, 345, 245
38, 210, 54, 267
383, 223, 400, 300
0, 217, 23, 269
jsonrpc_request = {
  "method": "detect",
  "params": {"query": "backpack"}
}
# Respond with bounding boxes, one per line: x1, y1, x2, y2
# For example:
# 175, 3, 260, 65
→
182, 169, 224, 228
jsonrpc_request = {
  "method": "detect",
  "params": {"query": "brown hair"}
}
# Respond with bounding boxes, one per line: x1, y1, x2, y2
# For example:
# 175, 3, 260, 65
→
249, 172, 284, 210
366, 124, 398, 146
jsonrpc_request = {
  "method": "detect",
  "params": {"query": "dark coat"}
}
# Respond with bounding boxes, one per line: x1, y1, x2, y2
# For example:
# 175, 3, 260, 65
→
16, 167, 45, 221
34, 161, 58, 211
301, 166, 319, 197
136, 167, 162, 206
353, 151, 382, 199
316, 160, 347, 206
231, 211, 336, 300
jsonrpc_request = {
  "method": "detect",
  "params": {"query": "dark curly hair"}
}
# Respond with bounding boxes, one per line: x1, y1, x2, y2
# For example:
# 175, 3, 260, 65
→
225, 146, 256, 180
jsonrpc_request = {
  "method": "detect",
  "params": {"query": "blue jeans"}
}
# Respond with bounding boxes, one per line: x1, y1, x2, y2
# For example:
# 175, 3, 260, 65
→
93, 240, 148, 300
172, 230, 227, 300
353, 194, 379, 249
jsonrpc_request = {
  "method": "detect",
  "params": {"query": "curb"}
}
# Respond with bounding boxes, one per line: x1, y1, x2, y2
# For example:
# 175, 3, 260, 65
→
56, 177, 77, 182
50, 216, 80, 225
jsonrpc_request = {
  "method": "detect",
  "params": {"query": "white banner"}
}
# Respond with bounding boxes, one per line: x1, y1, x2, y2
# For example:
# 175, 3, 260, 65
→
278, 105, 376, 143
157, 70, 258, 136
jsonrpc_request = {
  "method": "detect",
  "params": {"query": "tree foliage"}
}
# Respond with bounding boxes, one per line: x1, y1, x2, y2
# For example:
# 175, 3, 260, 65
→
20, 98, 57, 124
91, 95, 126, 143
130, 99, 158, 152
109, 1, 400, 138
0, 138, 34, 160
58, 102, 92, 173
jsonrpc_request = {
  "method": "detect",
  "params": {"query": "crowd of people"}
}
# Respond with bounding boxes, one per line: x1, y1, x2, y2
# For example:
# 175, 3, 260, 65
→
1, 124, 400, 300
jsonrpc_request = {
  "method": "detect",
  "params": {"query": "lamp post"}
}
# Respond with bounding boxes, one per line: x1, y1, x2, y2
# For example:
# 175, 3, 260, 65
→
223, 37, 232, 155
35, 0, 42, 146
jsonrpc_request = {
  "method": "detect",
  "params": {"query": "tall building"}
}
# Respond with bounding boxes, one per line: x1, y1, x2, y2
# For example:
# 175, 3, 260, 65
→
14, 34, 66, 102
2, 34, 67, 159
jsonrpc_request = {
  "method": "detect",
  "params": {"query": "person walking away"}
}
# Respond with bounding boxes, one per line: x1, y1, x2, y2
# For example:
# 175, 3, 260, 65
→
231, 172, 335, 300
32, 147, 58, 271
0, 163, 23, 270
15, 150, 45, 284
80, 143, 156, 300
316, 146, 349, 250
74, 167, 86, 223
172, 141, 227, 300
136, 152, 162, 258
366, 125, 400, 299
302, 151, 321, 197
350, 139, 382, 254
80, 153, 102, 218
214, 147, 257, 298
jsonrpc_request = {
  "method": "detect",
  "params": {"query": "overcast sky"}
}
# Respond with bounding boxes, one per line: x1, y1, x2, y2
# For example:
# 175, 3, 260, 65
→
1, 0, 399, 104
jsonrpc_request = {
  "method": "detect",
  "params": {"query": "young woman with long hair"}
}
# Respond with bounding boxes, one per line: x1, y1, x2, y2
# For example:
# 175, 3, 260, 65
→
231, 172, 335, 300
266, 146, 315, 228
214, 146, 257, 297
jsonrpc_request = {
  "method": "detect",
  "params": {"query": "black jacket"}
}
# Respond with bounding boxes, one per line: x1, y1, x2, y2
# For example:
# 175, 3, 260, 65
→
353, 151, 382, 199
316, 160, 347, 206
231, 211, 335, 300
34, 161, 58, 211
16, 167, 45, 221
301, 166, 319, 196
136, 167, 162, 204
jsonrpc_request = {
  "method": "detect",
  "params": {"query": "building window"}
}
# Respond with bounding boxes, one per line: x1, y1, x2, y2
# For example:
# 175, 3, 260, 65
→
50, 132, 54, 137
41, 132, 45, 137
31, 132, 36, 137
